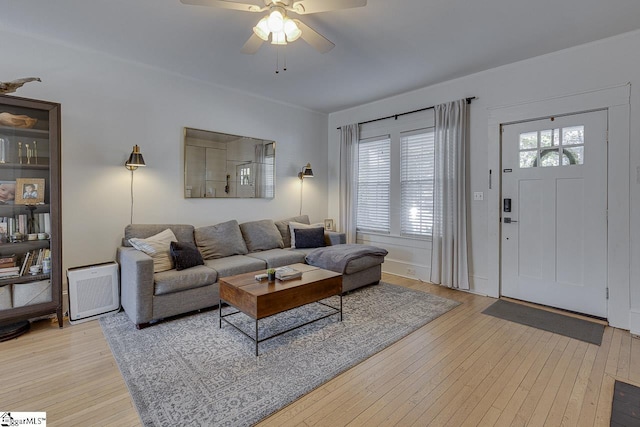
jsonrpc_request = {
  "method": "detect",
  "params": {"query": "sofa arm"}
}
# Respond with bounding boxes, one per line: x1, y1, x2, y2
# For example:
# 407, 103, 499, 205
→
325, 231, 346, 246
117, 246, 155, 327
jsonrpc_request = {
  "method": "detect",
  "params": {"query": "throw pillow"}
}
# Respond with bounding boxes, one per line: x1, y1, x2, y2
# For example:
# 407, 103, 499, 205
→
129, 228, 177, 273
293, 227, 326, 249
289, 221, 324, 248
195, 220, 248, 260
274, 215, 310, 247
169, 241, 204, 271
239, 219, 284, 252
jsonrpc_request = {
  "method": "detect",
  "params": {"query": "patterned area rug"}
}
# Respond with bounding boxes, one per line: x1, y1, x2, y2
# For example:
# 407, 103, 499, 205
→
100, 282, 459, 426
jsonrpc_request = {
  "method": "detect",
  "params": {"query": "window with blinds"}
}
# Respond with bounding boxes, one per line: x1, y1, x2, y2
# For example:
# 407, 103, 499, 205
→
401, 128, 435, 237
357, 136, 391, 233
263, 143, 275, 198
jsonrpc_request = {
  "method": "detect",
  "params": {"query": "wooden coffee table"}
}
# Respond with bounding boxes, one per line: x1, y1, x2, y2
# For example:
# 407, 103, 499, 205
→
219, 263, 342, 355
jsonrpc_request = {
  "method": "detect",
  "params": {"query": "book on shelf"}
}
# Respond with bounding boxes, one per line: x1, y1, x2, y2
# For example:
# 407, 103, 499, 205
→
17, 248, 48, 277
0, 254, 17, 265
275, 266, 303, 281
19, 251, 32, 276
0, 266, 20, 278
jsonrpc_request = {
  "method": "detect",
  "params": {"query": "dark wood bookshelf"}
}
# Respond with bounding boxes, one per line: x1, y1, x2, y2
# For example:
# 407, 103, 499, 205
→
0, 94, 62, 335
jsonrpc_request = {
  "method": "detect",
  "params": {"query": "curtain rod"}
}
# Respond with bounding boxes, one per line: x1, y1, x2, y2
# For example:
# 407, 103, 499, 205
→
336, 96, 476, 130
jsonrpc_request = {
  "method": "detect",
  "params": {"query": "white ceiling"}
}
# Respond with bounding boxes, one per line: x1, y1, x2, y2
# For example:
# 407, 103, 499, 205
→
2, 0, 640, 113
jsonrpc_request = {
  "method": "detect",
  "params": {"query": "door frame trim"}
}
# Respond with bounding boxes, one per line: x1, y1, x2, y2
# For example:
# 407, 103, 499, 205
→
487, 83, 630, 329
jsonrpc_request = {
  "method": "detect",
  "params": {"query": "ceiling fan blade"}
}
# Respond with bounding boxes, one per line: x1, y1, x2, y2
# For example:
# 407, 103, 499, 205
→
241, 33, 265, 54
290, 0, 366, 14
294, 19, 335, 53
180, 0, 264, 12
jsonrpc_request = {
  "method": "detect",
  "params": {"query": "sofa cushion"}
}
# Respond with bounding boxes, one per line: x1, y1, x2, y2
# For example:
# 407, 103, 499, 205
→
240, 219, 284, 252
245, 248, 307, 268
204, 255, 266, 278
274, 215, 310, 248
293, 227, 326, 249
289, 221, 324, 248
129, 228, 177, 273
170, 241, 205, 271
124, 224, 194, 247
195, 220, 248, 260
154, 265, 218, 296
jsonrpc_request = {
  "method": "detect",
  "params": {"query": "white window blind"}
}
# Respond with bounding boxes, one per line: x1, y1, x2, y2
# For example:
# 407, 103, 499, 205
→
263, 143, 275, 198
401, 128, 434, 237
357, 136, 391, 233
264, 158, 274, 198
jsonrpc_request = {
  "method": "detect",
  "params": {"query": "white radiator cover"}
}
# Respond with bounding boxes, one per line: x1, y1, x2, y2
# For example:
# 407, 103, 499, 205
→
67, 261, 119, 324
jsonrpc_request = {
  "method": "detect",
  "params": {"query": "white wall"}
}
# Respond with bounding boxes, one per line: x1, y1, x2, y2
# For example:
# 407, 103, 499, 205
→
328, 30, 640, 329
0, 29, 328, 289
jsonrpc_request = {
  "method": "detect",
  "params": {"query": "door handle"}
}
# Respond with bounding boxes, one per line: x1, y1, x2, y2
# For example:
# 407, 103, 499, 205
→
503, 217, 518, 223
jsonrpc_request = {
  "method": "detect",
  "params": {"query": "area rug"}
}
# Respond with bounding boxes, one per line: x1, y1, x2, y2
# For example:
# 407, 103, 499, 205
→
100, 282, 459, 426
482, 299, 604, 345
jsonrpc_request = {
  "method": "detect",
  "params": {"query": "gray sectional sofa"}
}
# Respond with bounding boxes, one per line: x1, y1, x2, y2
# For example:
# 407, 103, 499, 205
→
117, 215, 386, 328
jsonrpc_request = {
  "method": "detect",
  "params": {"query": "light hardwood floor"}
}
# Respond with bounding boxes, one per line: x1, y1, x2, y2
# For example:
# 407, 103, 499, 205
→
0, 273, 636, 426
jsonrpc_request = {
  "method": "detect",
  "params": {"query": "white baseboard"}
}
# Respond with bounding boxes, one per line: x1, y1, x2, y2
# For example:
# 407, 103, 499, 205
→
382, 259, 430, 282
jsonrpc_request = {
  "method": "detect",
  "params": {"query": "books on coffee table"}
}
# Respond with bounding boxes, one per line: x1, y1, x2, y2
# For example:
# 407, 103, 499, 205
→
275, 266, 302, 281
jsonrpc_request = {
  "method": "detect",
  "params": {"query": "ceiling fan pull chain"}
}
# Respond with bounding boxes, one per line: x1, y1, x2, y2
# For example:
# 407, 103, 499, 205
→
275, 46, 280, 74
283, 46, 287, 72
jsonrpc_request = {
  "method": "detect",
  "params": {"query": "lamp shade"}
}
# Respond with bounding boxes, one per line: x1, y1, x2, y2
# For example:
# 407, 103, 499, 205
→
253, 16, 270, 41
303, 164, 313, 177
271, 31, 287, 45
267, 9, 284, 32
298, 162, 313, 179
284, 18, 301, 42
125, 145, 146, 170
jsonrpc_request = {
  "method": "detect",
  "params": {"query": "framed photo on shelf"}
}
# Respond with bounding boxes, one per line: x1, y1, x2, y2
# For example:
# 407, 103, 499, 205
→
324, 218, 335, 231
0, 180, 16, 205
15, 178, 45, 205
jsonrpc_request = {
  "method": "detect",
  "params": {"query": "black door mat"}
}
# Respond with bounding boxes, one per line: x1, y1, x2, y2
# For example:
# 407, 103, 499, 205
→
611, 380, 640, 426
481, 299, 604, 345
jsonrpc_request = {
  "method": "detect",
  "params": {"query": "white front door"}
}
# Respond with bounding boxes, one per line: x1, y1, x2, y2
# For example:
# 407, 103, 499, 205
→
500, 110, 608, 318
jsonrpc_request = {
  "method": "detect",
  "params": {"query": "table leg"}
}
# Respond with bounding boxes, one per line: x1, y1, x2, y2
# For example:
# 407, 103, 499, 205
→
219, 300, 222, 328
255, 319, 259, 356
340, 294, 343, 321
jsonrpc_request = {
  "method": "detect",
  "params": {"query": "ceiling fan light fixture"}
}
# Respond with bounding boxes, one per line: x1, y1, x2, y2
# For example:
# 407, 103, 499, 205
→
253, 16, 270, 41
271, 30, 287, 45
284, 18, 301, 42
267, 8, 285, 32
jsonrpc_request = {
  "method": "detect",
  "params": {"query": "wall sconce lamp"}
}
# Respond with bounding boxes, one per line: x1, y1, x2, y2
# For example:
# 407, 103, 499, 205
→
298, 162, 313, 180
125, 145, 146, 224
125, 144, 146, 170
298, 162, 313, 215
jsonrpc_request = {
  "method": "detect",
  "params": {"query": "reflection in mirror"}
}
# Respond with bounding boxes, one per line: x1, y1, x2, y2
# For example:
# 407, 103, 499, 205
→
184, 128, 275, 198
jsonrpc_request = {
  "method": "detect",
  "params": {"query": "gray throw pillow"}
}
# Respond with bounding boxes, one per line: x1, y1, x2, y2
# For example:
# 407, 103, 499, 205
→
195, 220, 248, 260
240, 219, 284, 252
293, 227, 326, 249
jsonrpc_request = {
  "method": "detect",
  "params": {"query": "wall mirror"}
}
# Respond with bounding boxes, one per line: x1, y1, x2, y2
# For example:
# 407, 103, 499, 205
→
184, 128, 275, 198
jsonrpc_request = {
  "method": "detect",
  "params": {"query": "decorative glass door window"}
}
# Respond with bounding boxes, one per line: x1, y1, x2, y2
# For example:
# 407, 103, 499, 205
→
240, 166, 251, 185
518, 125, 584, 168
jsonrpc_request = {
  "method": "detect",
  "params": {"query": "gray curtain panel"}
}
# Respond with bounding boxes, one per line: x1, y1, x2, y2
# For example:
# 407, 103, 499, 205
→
339, 123, 359, 244
430, 99, 470, 289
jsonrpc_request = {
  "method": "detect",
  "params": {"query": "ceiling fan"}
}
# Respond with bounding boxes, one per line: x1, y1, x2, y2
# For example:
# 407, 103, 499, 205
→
180, 0, 367, 54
